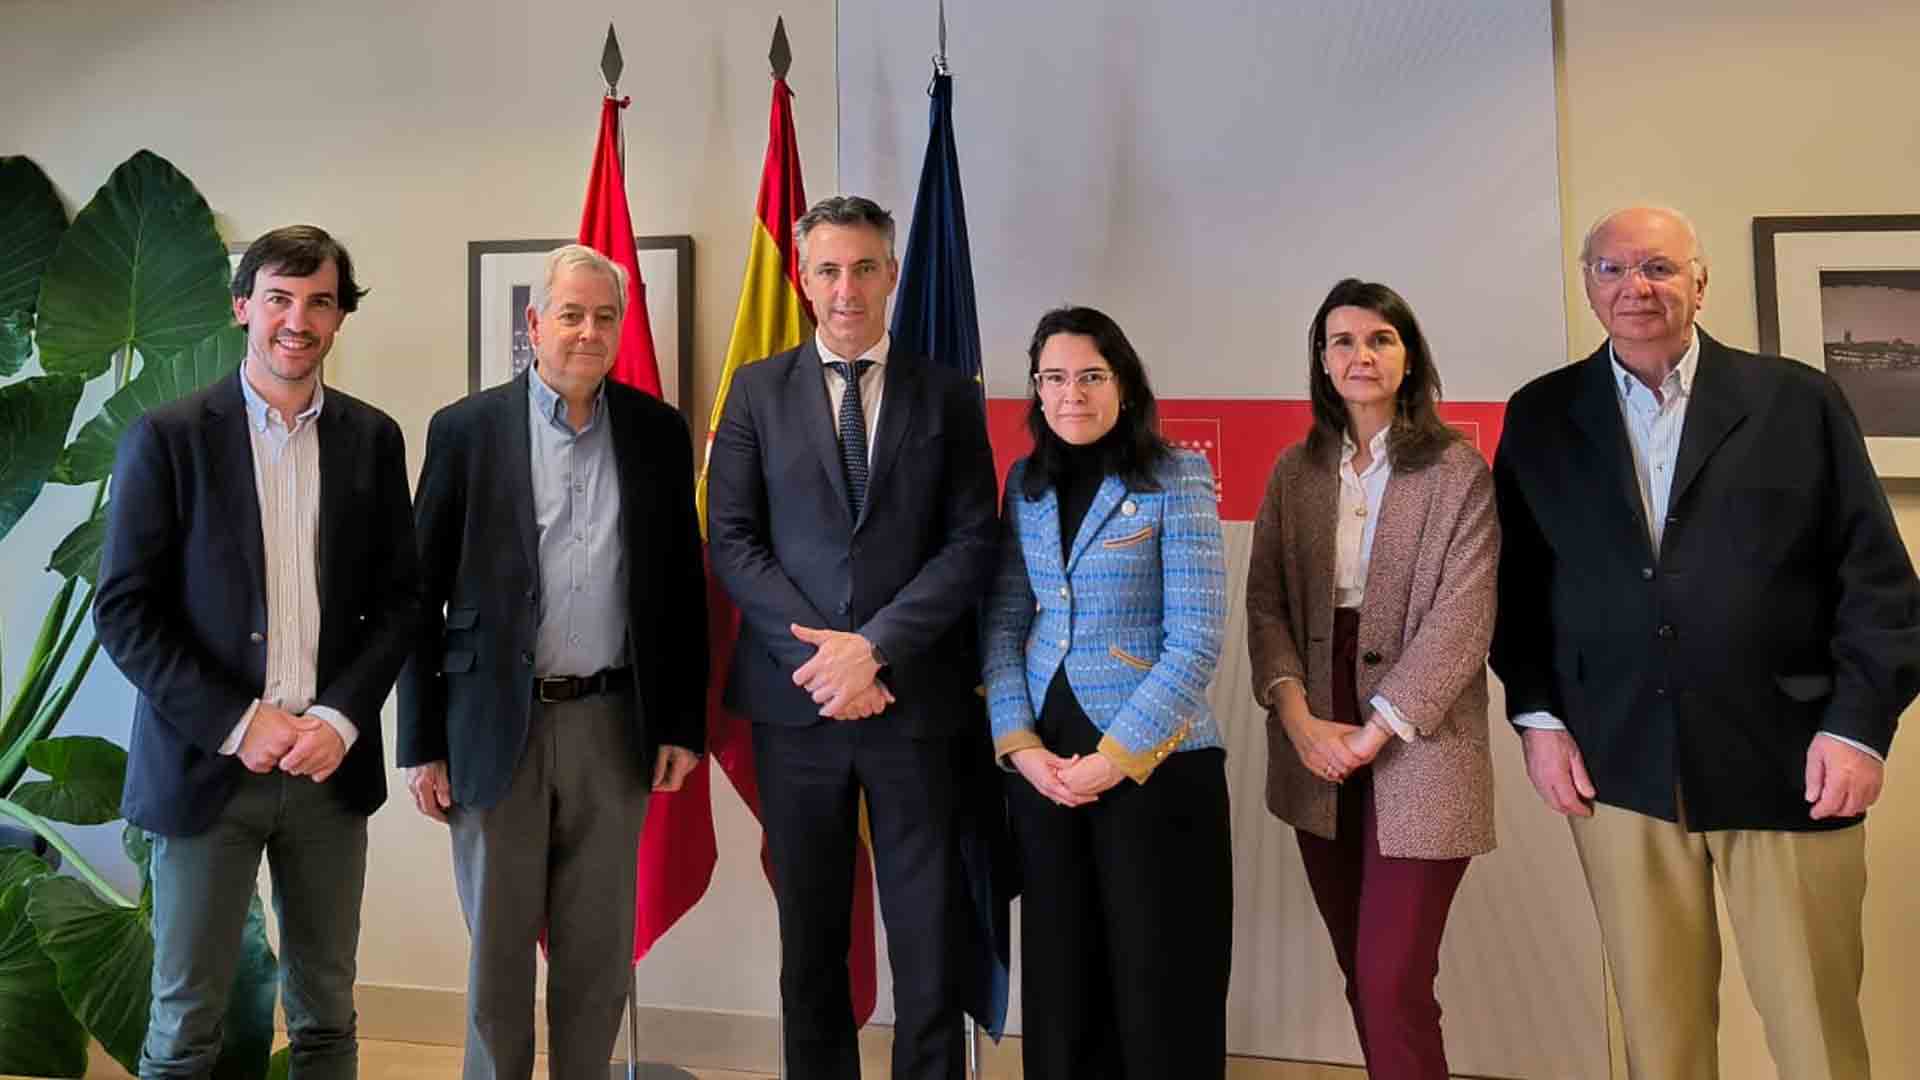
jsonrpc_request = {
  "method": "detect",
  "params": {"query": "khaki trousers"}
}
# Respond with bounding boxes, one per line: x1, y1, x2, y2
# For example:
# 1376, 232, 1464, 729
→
1569, 800, 1869, 1079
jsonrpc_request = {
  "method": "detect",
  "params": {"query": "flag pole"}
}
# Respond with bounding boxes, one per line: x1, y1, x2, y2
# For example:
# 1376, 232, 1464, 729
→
598, 21, 697, 1074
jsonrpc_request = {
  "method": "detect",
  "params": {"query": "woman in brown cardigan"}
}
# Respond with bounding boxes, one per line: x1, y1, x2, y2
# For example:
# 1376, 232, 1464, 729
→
1246, 278, 1499, 1079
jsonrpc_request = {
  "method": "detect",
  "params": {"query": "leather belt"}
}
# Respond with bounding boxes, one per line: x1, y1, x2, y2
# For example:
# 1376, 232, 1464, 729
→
535, 666, 631, 704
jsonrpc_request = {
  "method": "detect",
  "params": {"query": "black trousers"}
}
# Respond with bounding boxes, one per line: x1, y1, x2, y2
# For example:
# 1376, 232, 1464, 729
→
1006, 703, 1233, 1079
753, 719, 963, 1080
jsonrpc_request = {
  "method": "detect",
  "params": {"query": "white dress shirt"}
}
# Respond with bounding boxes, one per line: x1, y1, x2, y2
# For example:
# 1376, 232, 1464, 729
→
817, 331, 888, 462
1512, 336, 1879, 761
1337, 429, 1416, 741
1262, 427, 1416, 741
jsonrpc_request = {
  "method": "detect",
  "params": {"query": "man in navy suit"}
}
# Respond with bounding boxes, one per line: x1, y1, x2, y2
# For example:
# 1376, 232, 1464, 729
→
707, 195, 999, 1079
95, 225, 419, 1077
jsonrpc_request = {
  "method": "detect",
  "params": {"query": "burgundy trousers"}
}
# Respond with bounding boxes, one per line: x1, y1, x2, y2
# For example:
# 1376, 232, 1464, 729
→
1294, 608, 1470, 1080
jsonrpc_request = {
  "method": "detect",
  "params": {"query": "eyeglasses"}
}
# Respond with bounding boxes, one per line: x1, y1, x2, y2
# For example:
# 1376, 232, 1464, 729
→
1032, 369, 1115, 392
1583, 256, 1697, 285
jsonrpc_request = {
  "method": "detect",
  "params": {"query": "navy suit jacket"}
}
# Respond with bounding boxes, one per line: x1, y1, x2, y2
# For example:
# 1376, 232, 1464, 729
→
706, 342, 999, 736
95, 372, 421, 836
395, 372, 708, 810
1491, 330, 1920, 831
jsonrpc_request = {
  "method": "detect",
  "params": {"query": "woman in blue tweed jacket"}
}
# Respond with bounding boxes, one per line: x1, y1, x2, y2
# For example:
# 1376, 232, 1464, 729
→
982, 306, 1231, 1078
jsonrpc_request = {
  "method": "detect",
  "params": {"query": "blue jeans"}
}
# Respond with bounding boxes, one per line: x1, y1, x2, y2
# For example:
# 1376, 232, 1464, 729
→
142, 769, 368, 1079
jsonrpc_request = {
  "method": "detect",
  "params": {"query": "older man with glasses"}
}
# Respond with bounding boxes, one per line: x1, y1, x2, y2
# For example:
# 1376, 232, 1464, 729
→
1490, 205, 1920, 1078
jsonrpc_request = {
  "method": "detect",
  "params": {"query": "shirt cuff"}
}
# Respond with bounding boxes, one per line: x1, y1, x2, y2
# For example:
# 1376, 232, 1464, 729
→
1368, 695, 1417, 742
993, 729, 1045, 770
1261, 675, 1304, 708
219, 700, 261, 756
1819, 731, 1885, 763
304, 705, 359, 753
1512, 710, 1567, 731
1096, 719, 1193, 784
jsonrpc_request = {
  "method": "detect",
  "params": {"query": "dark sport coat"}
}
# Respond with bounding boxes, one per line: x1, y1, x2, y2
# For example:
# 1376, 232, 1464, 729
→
1491, 329, 1920, 831
95, 371, 420, 836
395, 371, 708, 810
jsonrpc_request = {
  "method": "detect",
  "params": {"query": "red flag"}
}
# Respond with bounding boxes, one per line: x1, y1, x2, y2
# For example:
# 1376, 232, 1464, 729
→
582, 89, 716, 964
579, 95, 663, 395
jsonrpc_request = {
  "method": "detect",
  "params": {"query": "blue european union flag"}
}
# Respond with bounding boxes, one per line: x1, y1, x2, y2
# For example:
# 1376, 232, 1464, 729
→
891, 70, 1013, 1043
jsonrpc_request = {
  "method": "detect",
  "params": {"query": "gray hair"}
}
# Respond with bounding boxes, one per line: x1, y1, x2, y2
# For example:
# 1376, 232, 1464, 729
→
793, 195, 896, 268
1580, 205, 1709, 275
532, 244, 629, 320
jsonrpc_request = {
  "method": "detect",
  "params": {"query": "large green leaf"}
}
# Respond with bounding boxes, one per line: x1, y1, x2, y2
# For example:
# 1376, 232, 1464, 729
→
0, 374, 85, 544
55, 324, 245, 484
0, 310, 32, 380
211, 895, 280, 1080
46, 502, 107, 585
0, 156, 70, 318
11, 736, 127, 826
0, 849, 89, 1077
34, 150, 231, 380
27, 874, 151, 1075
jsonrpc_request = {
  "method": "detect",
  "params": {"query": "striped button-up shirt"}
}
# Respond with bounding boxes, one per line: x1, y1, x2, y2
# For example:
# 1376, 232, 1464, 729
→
218, 372, 355, 754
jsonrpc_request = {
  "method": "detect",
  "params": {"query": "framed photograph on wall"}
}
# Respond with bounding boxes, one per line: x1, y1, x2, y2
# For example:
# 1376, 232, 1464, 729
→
466, 236, 694, 423
1756, 214, 1920, 477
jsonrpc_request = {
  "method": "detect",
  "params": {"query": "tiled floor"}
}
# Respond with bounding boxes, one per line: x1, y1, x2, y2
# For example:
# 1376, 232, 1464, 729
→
68, 1037, 1373, 1079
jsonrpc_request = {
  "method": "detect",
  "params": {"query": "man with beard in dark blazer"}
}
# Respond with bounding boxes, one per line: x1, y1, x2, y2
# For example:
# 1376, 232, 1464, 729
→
96, 225, 419, 1077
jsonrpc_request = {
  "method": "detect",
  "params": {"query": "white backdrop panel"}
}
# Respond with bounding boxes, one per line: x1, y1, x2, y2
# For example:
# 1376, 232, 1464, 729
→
838, 0, 1569, 401
839, 3, 1601, 1074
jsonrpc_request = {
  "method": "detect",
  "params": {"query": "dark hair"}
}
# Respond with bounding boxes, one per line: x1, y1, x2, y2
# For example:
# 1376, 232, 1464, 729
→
1303, 278, 1460, 472
793, 195, 896, 266
1021, 306, 1172, 499
231, 225, 368, 313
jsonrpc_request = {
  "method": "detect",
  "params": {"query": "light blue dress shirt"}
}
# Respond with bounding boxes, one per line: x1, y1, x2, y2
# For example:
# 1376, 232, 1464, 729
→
527, 368, 628, 678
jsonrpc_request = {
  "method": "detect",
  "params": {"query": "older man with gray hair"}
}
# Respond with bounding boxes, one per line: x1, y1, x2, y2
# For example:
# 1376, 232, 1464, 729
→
398, 244, 708, 1079
1492, 206, 1920, 1078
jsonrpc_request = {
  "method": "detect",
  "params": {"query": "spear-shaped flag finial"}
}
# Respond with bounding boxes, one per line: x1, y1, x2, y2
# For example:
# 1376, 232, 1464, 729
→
770, 15, 793, 79
600, 23, 624, 92
936, 0, 949, 73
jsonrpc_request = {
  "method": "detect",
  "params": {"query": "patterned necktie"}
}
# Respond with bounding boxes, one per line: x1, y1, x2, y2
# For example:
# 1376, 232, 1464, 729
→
827, 359, 875, 519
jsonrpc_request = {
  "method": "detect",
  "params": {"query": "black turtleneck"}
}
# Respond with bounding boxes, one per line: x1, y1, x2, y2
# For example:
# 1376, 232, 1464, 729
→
1035, 432, 1121, 755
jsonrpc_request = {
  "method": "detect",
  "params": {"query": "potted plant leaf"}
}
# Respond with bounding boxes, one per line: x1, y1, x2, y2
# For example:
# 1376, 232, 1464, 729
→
0, 150, 284, 1079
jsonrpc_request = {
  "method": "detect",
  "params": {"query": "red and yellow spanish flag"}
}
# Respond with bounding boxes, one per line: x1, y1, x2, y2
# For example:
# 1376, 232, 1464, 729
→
683, 68, 882, 1027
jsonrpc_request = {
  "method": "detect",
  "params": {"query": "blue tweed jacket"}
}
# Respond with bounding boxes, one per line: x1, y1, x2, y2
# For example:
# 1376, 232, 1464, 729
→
981, 449, 1228, 779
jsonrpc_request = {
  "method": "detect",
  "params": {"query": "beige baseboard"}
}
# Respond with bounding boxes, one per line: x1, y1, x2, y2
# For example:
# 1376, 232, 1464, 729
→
352, 983, 914, 1074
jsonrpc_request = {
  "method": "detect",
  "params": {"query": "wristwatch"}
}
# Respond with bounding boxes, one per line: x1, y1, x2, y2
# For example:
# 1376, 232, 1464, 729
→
869, 641, 890, 668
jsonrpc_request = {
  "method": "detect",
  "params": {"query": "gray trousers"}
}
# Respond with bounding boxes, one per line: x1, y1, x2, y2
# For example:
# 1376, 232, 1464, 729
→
143, 770, 368, 1079
449, 688, 649, 1080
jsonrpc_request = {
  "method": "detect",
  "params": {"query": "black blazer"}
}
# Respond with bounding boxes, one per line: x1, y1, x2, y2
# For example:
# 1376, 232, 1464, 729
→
1491, 330, 1920, 831
706, 343, 999, 736
395, 372, 708, 810
95, 372, 420, 837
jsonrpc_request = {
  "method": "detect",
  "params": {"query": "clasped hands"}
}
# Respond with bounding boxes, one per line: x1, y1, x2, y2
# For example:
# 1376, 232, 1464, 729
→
1009, 747, 1123, 807
237, 702, 345, 782
1278, 705, 1388, 784
790, 624, 893, 720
